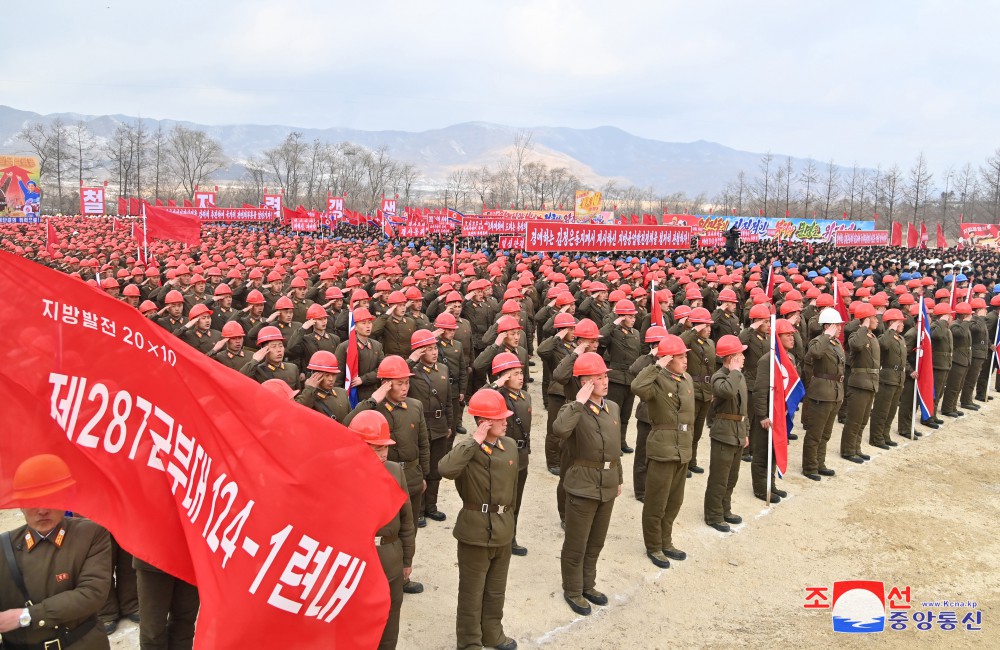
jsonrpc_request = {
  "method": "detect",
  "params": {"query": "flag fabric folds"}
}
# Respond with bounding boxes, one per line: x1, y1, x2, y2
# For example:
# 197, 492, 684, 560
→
771, 335, 805, 477
935, 223, 947, 248
916, 299, 935, 420
906, 222, 918, 248
145, 203, 201, 247
890, 221, 903, 246
45, 218, 58, 255
345, 310, 360, 408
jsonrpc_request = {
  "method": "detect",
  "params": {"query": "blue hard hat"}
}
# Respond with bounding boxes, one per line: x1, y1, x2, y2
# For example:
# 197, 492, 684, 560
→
734, 261, 743, 269
428, 246, 435, 252
706, 260, 716, 267
901, 272, 912, 281
725, 260, 734, 267
911, 272, 921, 279
957, 273, 968, 282
820, 267, 830, 275
694, 258, 702, 265
944, 274, 954, 283
863, 269, 873, 276
407, 242, 415, 248
574, 254, 581, 260
993, 285, 1000, 293
772, 260, 782, 268
625, 256, 633, 263
852, 269, 862, 278
788, 262, 798, 269
808, 271, 818, 279
676, 257, 685, 264
650, 257, 658, 264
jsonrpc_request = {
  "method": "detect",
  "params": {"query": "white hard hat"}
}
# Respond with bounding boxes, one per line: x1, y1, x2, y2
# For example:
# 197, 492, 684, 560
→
818, 307, 844, 325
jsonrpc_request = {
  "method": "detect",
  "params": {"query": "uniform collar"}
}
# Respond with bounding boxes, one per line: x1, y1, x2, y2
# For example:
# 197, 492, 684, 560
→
386, 400, 407, 411
25, 524, 67, 552
587, 399, 609, 414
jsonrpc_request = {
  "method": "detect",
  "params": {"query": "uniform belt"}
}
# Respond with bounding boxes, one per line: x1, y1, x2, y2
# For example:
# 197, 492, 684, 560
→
374, 533, 399, 546
515, 438, 528, 448
652, 423, 689, 432
396, 459, 417, 469
574, 458, 620, 470
425, 409, 444, 419
813, 372, 844, 382
855, 368, 879, 374
715, 413, 745, 422
448, 377, 456, 384
3, 616, 97, 650
463, 503, 513, 513
693, 375, 711, 383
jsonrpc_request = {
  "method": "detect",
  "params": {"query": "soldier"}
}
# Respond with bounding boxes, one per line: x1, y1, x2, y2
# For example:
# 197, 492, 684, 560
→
434, 312, 469, 436
372, 291, 417, 358
739, 304, 772, 462
209, 321, 250, 371
631, 334, 695, 567
841, 302, 880, 463
942, 302, 973, 416
335, 308, 384, 402
553, 352, 622, 617
681, 307, 716, 475
438, 390, 519, 650
407, 329, 453, 525
489, 352, 532, 556
285, 303, 341, 373
538, 313, 578, 475
600, 299, 642, 454
229, 289, 267, 349
578, 282, 611, 324
133, 558, 200, 650
704, 335, 749, 533
343, 356, 429, 596
750, 319, 795, 503
174, 303, 222, 354
239, 325, 300, 389
348, 410, 417, 650
287, 276, 314, 322
711, 288, 741, 339
0, 456, 113, 650
473, 316, 529, 383
802, 308, 846, 481
974, 296, 1000, 401
869, 309, 908, 449
155, 290, 186, 331
627, 325, 668, 502
930, 302, 955, 421
462, 279, 498, 396
295, 350, 351, 422
897, 304, 932, 437
208, 282, 237, 331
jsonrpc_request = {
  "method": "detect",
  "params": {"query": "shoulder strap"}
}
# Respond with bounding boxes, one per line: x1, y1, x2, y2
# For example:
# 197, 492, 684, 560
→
2, 531, 33, 606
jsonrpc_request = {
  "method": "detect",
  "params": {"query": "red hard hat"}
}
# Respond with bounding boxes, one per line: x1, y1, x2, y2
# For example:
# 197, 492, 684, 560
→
869, 293, 888, 307
589, 282, 608, 293
12, 454, 76, 500
932, 303, 953, 316
934, 288, 950, 300
685, 286, 702, 300
467, 389, 513, 419
573, 351, 608, 376
779, 300, 802, 315
657, 334, 688, 357
614, 299, 636, 315
122, 284, 141, 297
188, 304, 213, 320
387, 291, 406, 305
502, 300, 521, 315
673, 305, 692, 321
404, 287, 423, 301
898, 293, 915, 305
971, 298, 987, 309
350, 289, 370, 303
353, 307, 375, 322
748, 304, 771, 320
716, 334, 748, 357
445, 291, 463, 304
411, 329, 437, 350
644, 325, 668, 343
816, 294, 834, 307
718, 288, 738, 303
882, 308, 905, 322
573, 318, 600, 340
139, 300, 158, 314
377, 355, 414, 379
349, 410, 395, 446
554, 313, 577, 330
246, 289, 266, 305
992, 295, 1000, 307
275, 296, 294, 310
261, 379, 297, 400
325, 287, 344, 300
289, 277, 307, 289
492, 352, 522, 374
955, 302, 973, 315
221, 321, 245, 338
163, 290, 184, 305
307, 350, 340, 373
306, 304, 328, 320
688, 307, 712, 324
256, 326, 285, 344
214, 283, 233, 296
854, 303, 876, 320
555, 292, 575, 307
434, 312, 458, 329
497, 315, 522, 333
774, 318, 796, 335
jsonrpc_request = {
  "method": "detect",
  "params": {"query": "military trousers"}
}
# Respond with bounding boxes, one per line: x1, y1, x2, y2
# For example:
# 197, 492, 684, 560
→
424, 435, 451, 515
841, 387, 875, 456
561, 494, 615, 598
688, 397, 711, 469
378, 567, 404, 650
456, 542, 513, 650
749, 418, 776, 497
838, 367, 853, 420
451, 396, 465, 434
975, 355, 998, 399
932, 368, 949, 415
869, 382, 903, 445
545, 395, 566, 469
642, 459, 687, 552
607, 381, 635, 448
100, 535, 139, 623
961, 358, 985, 405
743, 390, 756, 459
704, 438, 742, 524
513, 467, 528, 540
136, 568, 200, 650
802, 398, 842, 474
942, 363, 970, 413
556, 442, 573, 522
633, 421, 651, 500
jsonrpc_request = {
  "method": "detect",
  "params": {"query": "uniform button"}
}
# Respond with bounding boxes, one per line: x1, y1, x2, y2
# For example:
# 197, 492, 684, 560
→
39, 620, 45, 627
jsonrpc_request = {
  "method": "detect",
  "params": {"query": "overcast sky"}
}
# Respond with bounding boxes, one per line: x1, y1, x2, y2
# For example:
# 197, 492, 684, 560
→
6, 0, 997, 174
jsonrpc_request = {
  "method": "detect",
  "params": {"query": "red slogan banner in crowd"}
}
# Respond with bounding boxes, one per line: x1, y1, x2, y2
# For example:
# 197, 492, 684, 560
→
497, 236, 523, 250
80, 187, 106, 215
0, 252, 405, 649
462, 216, 528, 237
833, 230, 889, 247
162, 206, 278, 222
524, 222, 692, 252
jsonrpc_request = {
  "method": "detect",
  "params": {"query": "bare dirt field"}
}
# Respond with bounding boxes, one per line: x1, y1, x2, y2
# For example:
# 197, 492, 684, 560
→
4, 376, 996, 649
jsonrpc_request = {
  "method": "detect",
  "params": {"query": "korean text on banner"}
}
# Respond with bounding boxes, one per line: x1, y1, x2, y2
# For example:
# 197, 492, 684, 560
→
524, 222, 692, 252
833, 230, 889, 247
574, 190, 602, 222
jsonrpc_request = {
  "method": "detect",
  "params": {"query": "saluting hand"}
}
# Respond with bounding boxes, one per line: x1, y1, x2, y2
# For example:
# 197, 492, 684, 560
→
656, 355, 672, 368
576, 379, 595, 404
211, 338, 227, 353
252, 348, 268, 362
305, 372, 325, 388
495, 332, 506, 347
267, 311, 280, 322
371, 381, 392, 404
409, 348, 423, 362
574, 343, 589, 356
432, 328, 444, 339
614, 316, 625, 326
472, 420, 491, 445
302, 319, 315, 330
496, 369, 513, 387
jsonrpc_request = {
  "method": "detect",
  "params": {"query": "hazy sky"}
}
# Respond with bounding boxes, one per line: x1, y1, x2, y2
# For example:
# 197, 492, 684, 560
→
6, 0, 997, 174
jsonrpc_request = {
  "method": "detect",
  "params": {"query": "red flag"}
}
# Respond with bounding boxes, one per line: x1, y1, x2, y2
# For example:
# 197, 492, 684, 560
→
145, 203, 201, 246
771, 328, 805, 477
916, 300, 935, 420
906, 223, 918, 248
630, 214, 639, 225
832, 276, 849, 343
183, 199, 193, 207
382, 212, 395, 239
155, 198, 164, 207
129, 197, 141, 216
643, 213, 657, 225
649, 279, 664, 327
45, 218, 58, 255
0, 251, 403, 649
935, 223, 946, 248
764, 262, 777, 300
118, 196, 128, 216
167, 199, 177, 207
890, 221, 902, 246
919, 222, 928, 248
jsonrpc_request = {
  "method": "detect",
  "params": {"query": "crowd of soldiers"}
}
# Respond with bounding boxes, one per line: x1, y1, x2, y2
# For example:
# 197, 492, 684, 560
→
2, 216, 1000, 650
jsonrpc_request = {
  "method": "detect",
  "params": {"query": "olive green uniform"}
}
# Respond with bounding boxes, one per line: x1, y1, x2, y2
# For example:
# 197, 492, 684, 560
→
372, 313, 418, 358
551, 351, 584, 521
209, 347, 249, 372
802, 334, 846, 474
0, 517, 112, 650
294, 384, 351, 422
631, 364, 695, 553
494, 383, 532, 540
869, 327, 908, 446
334, 336, 384, 402
438, 338, 469, 433
930, 318, 954, 416
285, 328, 341, 374
553, 399, 622, 599
439, 434, 519, 650
942, 318, 971, 413
600, 321, 642, 448
173, 325, 222, 354
704, 366, 748, 524
538, 335, 575, 470
842, 324, 880, 457
681, 328, 716, 470
239, 358, 300, 390
711, 308, 741, 339
376, 461, 416, 650
627, 352, 657, 499
965, 315, 989, 406
408, 359, 453, 517
975, 310, 999, 399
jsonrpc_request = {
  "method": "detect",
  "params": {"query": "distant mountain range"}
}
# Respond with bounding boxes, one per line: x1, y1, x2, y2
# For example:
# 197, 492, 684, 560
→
0, 105, 824, 196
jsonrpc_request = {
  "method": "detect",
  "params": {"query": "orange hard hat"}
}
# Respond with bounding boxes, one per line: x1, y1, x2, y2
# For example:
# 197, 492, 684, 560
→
434, 312, 458, 329
955, 302, 973, 315
353, 307, 375, 322
307, 350, 340, 373
614, 299, 636, 315
748, 304, 771, 320
411, 329, 437, 350
164, 290, 185, 305
716, 334, 748, 357
221, 321, 245, 338
932, 303, 953, 316
644, 325, 668, 343
673, 305, 692, 320
214, 283, 233, 296
122, 284, 141, 297
774, 318, 797, 335
467, 389, 513, 419
554, 313, 577, 330
779, 300, 802, 315
573, 318, 600, 340
387, 291, 406, 305
497, 315, 522, 333
275, 296, 294, 311
139, 300, 158, 314
688, 307, 712, 324
188, 304, 213, 320
718, 288, 738, 303
573, 351, 608, 376
12, 454, 76, 500
261, 379, 297, 400
306, 304, 328, 320
854, 303, 876, 320
349, 410, 395, 446
378, 355, 414, 379
502, 300, 521, 315
657, 334, 688, 357
555, 292, 575, 307
882, 308, 905, 322
246, 289, 266, 305
256, 326, 285, 345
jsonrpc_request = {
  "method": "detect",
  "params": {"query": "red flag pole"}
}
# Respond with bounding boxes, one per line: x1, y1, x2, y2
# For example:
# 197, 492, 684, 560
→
766, 313, 776, 506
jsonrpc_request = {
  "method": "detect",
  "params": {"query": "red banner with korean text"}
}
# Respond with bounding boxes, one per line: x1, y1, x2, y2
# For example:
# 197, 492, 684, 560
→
290, 214, 318, 231
833, 230, 889, 247
164, 206, 278, 222
0, 251, 405, 649
497, 236, 523, 251
327, 196, 344, 223
80, 187, 106, 215
462, 216, 529, 237
524, 222, 692, 253
958, 223, 1000, 248
193, 191, 216, 208
698, 233, 726, 247
263, 194, 282, 217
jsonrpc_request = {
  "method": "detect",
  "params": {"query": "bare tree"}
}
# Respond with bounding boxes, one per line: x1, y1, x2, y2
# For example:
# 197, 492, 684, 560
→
510, 130, 533, 208
68, 121, 99, 190
735, 170, 747, 216
822, 159, 840, 219
149, 124, 169, 200
798, 158, 819, 218
954, 163, 979, 224
882, 164, 903, 223
262, 132, 308, 205
905, 152, 934, 221
164, 125, 227, 199
980, 148, 1000, 222
752, 152, 773, 217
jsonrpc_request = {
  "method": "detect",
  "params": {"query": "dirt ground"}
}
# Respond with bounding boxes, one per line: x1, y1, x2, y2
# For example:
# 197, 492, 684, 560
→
3, 375, 997, 649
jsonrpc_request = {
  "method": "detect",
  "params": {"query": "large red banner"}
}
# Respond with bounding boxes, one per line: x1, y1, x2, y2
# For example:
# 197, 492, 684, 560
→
524, 222, 691, 252
497, 235, 523, 250
462, 216, 528, 237
80, 187, 106, 215
145, 204, 201, 246
958, 223, 1000, 247
327, 196, 344, 223
833, 229, 889, 247
290, 215, 318, 231
193, 191, 216, 208
0, 252, 404, 649
164, 206, 278, 222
